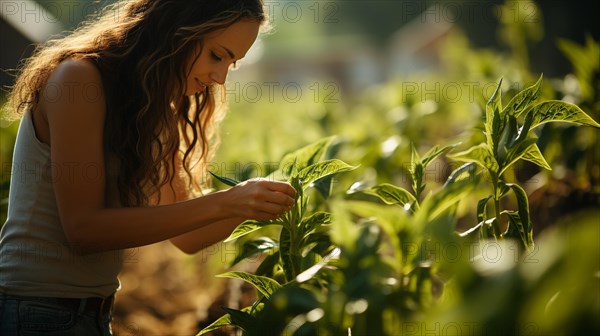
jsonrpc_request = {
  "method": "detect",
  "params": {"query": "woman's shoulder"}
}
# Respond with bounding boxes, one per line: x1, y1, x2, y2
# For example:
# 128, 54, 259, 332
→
38, 57, 107, 126
48, 58, 103, 85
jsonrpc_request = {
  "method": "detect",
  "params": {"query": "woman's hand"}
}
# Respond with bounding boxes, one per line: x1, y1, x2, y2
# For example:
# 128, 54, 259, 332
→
222, 178, 296, 221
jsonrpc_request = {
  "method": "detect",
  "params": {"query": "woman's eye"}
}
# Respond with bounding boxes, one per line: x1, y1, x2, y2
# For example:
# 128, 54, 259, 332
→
211, 52, 222, 62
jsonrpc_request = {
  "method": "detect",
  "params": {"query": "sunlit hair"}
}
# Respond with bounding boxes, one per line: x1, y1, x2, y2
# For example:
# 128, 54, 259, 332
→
4, 0, 267, 206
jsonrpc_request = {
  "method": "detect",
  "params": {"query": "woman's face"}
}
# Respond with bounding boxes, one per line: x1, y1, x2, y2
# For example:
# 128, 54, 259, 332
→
185, 19, 260, 96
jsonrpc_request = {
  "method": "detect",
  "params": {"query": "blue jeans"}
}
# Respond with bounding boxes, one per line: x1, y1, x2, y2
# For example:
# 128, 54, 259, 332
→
0, 294, 112, 335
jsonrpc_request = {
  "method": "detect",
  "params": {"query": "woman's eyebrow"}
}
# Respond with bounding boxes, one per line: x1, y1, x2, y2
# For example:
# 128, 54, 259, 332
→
217, 44, 236, 59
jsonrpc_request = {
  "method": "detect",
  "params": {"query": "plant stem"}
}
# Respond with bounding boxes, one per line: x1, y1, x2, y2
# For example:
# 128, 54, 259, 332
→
492, 178, 502, 238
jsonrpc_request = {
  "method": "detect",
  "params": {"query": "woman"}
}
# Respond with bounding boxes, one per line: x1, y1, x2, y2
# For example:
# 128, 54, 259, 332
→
0, 0, 295, 334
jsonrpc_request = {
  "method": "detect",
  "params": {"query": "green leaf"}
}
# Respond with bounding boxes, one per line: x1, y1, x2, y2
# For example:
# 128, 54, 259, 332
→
209, 171, 240, 186
312, 175, 334, 199
448, 144, 498, 174
224, 219, 281, 243
485, 79, 504, 153
255, 251, 281, 277
503, 74, 543, 118
521, 144, 552, 171
279, 227, 293, 282
197, 312, 233, 335
297, 159, 357, 189
421, 163, 479, 221
300, 212, 332, 239
499, 115, 519, 151
409, 144, 426, 198
528, 100, 600, 129
500, 137, 538, 176
197, 305, 263, 335
221, 307, 256, 332
487, 78, 503, 115
217, 271, 282, 299
364, 183, 418, 210
303, 232, 331, 247
505, 183, 534, 249
444, 162, 477, 186
279, 136, 336, 176
421, 143, 460, 167
230, 237, 279, 267
477, 195, 493, 224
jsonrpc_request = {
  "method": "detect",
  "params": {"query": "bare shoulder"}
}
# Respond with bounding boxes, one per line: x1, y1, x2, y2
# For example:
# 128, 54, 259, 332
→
32, 58, 106, 147
48, 58, 103, 84
42, 58, 105, 108
41, 58, 106, 121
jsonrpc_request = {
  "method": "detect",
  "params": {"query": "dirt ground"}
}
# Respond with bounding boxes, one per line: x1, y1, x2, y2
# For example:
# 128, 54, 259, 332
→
111, 241, 256, 336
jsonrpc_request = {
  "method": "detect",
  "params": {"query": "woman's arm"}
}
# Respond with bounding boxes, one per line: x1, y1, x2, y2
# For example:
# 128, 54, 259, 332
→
153, 157, 246, 254
42, 59, 294, 255
169, 218, 245, 254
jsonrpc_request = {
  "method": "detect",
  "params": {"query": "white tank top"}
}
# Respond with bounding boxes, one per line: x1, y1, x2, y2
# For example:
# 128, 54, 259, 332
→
0, 110, 123, 298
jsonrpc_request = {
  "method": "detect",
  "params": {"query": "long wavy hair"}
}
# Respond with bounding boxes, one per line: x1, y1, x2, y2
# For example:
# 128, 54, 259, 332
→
4, 0, 267, 206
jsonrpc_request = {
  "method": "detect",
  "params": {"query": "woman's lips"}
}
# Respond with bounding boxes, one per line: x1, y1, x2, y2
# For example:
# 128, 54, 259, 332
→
195, 78, 206, 92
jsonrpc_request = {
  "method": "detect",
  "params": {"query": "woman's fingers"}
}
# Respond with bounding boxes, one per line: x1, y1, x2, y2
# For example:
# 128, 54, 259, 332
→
223, 178, 296, 220
266, 180, 296, 198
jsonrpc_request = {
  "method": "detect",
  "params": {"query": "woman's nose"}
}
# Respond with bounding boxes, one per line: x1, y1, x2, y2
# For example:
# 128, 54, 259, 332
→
209, 67, 228, 85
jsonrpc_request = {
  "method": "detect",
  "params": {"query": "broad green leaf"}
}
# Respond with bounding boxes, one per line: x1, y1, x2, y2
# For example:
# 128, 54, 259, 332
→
222, 307, 256, 332
448, 144, 498, 174
209, 171, 240, 186
506, 183, 534, 249
297, 159, 357, 189
364, 183, 418, 211
230, 237, 279, 267
521, 144, 552, 171
197, 312, 232, 335
217, 271, 282, 299
500, 137, 538, 176
503, 74, 543, 118
224, 219, 281, 243
312, 175, 334, 199
528, 100, 600, 128
279, 136, 336, 176
196, 304, 263, 335
444, 162, 478, 186
300, 212, 332, 238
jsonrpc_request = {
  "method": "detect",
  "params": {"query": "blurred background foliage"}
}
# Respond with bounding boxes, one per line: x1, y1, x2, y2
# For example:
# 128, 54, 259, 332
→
1, 0, 598, 334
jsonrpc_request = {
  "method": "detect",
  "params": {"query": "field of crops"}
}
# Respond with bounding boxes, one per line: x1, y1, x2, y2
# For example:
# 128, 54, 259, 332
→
1, 1, 598, 335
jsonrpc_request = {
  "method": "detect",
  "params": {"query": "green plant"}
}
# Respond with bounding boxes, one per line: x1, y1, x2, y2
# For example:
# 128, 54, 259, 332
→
198, 136, 356, 335
448, 75, 599, 249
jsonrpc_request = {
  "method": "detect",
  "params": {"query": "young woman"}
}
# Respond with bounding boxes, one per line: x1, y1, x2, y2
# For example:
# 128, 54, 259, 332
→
0, 0, 295, 334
